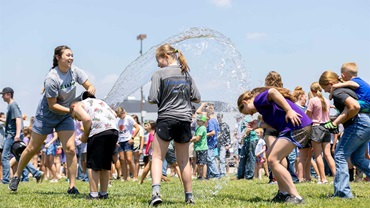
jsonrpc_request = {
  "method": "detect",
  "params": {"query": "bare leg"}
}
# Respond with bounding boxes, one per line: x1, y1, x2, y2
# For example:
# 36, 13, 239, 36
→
151, 135, 169, 190
58, 130, 77, 189
174, 142, 192, 193
322, 142, 336, 177
99, 170, 110, 193
88, 169, 99, 192
312, 141, 326, 182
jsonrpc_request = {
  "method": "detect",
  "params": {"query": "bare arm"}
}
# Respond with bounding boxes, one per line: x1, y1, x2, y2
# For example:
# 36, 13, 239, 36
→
332, 97, 360, 126
268, 88, 302, 126
82, 80, 96, 95
196, 102, 207, 114
47, 97, 70, 114
73, 102, 92, 142
45, 132, 58, 148
190, 135, 201, 142
15, 117, 22, 142
332, 81, 359, 90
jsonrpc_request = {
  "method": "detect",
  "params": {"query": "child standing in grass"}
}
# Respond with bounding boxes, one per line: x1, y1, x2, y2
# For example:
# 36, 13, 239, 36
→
238, 87, 312, 204
254, 128, 267, 180
139, 120, 156, 184
190, 114, 208, 180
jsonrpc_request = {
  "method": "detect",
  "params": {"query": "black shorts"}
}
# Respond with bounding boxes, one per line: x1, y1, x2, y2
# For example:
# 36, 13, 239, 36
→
87, 129, 118, 171
143, 155, 149, 164
165, 148, 177, 165
196, 150, 207, 165
156, 119, 192, 143
264, 128, 279, 137
311, 125, 331, 143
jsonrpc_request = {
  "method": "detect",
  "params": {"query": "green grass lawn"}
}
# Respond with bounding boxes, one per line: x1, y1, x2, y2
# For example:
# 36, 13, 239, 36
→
1, 175, 369, 208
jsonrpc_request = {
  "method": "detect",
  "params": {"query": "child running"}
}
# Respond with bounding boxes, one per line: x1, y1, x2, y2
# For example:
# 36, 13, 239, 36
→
237, 87, 312, 204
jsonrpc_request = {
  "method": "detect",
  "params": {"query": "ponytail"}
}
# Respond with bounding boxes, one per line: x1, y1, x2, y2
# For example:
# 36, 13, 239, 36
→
156, 44, 189, 74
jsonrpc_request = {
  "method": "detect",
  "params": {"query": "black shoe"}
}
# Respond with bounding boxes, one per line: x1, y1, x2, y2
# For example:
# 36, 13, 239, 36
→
86, 193, 99, 200
35, 171, 44, 183
99, 193, 109, 199
271, 191, 289, 202
185, 198, 195, 204
285, 195, 305, 204
8, 177, 20, 192
67, 186, 80, 195
149, 193, 162, 207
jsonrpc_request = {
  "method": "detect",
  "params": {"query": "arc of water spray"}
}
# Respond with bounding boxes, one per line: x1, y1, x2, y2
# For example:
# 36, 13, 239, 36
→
104, 27, 249, 107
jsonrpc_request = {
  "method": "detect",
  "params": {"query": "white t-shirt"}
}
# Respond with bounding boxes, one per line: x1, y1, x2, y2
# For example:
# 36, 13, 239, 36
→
255, 138, 266, 157
117, 115, 136, 143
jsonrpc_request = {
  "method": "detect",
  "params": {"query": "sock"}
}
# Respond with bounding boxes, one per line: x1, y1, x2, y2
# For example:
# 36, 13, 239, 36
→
152, 184, 160, 196
90, 192, 98, 197
99, 191, 107, 196
185, 192, 193, 201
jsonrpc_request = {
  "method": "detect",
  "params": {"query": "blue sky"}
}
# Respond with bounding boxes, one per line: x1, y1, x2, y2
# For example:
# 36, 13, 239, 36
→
1, 0, 369, 117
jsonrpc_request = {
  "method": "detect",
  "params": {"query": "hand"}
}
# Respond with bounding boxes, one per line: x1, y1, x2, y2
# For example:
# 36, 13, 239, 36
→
128, 139, 134, 145
87, 86, 96, 96
139, 149, 143, 155
14, 134, 20, 142
285, 109, 302, 126
81, 134, 88, 143
324, 121, 339, 134
45, 143, 50, 149
248, 120, 258, 129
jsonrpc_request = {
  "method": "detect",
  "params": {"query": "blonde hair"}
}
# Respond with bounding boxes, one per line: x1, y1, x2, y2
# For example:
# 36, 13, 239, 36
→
115, 106, 125, 115
319, 70, 343, 88
265, 71, 283, 88
292, 86, 305, 103
156, 44, 189, 74
237, 87, 293, 113
341, 62, 358, 77
310, 82, 327, 112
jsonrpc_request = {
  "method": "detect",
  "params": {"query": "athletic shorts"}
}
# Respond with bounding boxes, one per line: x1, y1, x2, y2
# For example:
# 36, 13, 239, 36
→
87, 129, 118, 171
196, 150, 207, 165
165, 148, 176, 165
311, 125, 331, 143
32, 107, 74, 135
119, 141, 133, 152
156, 119, 192, 143
279, 125, 312, 149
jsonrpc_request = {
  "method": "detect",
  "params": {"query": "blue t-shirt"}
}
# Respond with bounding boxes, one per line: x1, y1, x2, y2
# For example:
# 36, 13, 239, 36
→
352, 77, 370, 103
254, 90, 312, 133
5, 101, 24, 136
206, 117, 219, 149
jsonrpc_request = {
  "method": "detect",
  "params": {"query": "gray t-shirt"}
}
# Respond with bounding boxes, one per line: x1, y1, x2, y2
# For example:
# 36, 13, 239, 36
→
332, 87, 358, 128
40, 65, 88, 115
5, 101, 24, 136
148, 65, 201, 122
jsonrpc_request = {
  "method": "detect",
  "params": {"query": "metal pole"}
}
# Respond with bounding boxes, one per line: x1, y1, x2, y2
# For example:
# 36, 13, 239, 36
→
137, 34, 146, 124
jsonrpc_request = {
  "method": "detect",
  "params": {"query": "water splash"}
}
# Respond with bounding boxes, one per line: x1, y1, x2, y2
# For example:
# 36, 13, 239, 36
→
104, 27, 250, 110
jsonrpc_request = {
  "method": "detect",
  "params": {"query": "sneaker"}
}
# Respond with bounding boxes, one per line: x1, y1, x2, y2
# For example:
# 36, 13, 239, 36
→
99, 193, 109, 199
35, 171, 44, 183
86, 193, 99, 200
50, 179, 58, 183
271, 191, 289, 202
185, 198, 195, 204
67, 186, 80, 195
149, 193, 162, 207
318, 180, 328, 185
8, 177, 20, 191
285, 195, 305, 204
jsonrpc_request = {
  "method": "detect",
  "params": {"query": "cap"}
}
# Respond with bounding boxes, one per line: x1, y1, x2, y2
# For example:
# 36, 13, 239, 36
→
0, 87, 14, 94
196, 114, 207, 122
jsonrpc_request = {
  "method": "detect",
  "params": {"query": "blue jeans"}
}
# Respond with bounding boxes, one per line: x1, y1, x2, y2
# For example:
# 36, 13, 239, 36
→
162, 159, 168, 176
334, 113, 370, 198
218, 146, 227, 176
1, 135, 42, 184
287, 147, 298, 183
237, 140, 257, 179
206, 148, 220, 179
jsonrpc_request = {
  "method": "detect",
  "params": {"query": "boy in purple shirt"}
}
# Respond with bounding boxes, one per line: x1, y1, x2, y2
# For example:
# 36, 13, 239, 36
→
238, 87, 312, 204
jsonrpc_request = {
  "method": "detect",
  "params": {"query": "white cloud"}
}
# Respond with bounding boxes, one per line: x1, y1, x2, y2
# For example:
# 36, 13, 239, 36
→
246, 32, 267, 40
210, 0, 232, 8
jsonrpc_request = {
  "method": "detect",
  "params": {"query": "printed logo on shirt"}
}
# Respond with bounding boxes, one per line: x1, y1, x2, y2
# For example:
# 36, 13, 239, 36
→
60, 80, 76, 90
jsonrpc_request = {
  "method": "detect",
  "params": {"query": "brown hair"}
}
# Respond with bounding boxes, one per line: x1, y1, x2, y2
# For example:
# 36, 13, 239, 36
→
265, 71, 283, 88
237, 87, 293, 113
156, 44, 189, 74
319, 70, 343, 87
131, 114, 141, 125
52, 45, 71, 69
341, 62, 358, 77
292, 86, 305, 103
310, 82, 327, 112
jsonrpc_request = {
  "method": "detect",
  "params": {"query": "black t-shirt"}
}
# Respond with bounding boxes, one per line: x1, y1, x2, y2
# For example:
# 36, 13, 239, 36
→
332, 87, 358, 128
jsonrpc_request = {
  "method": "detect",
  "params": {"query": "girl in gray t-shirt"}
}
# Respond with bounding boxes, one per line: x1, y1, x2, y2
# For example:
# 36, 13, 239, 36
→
10, 45, 96, 194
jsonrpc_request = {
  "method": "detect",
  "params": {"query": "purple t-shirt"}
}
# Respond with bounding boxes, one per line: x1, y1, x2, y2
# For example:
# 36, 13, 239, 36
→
254, 90, 312, 133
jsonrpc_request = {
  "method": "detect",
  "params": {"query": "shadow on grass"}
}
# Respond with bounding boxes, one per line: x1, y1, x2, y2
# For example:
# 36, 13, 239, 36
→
222, 193, 271, 203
